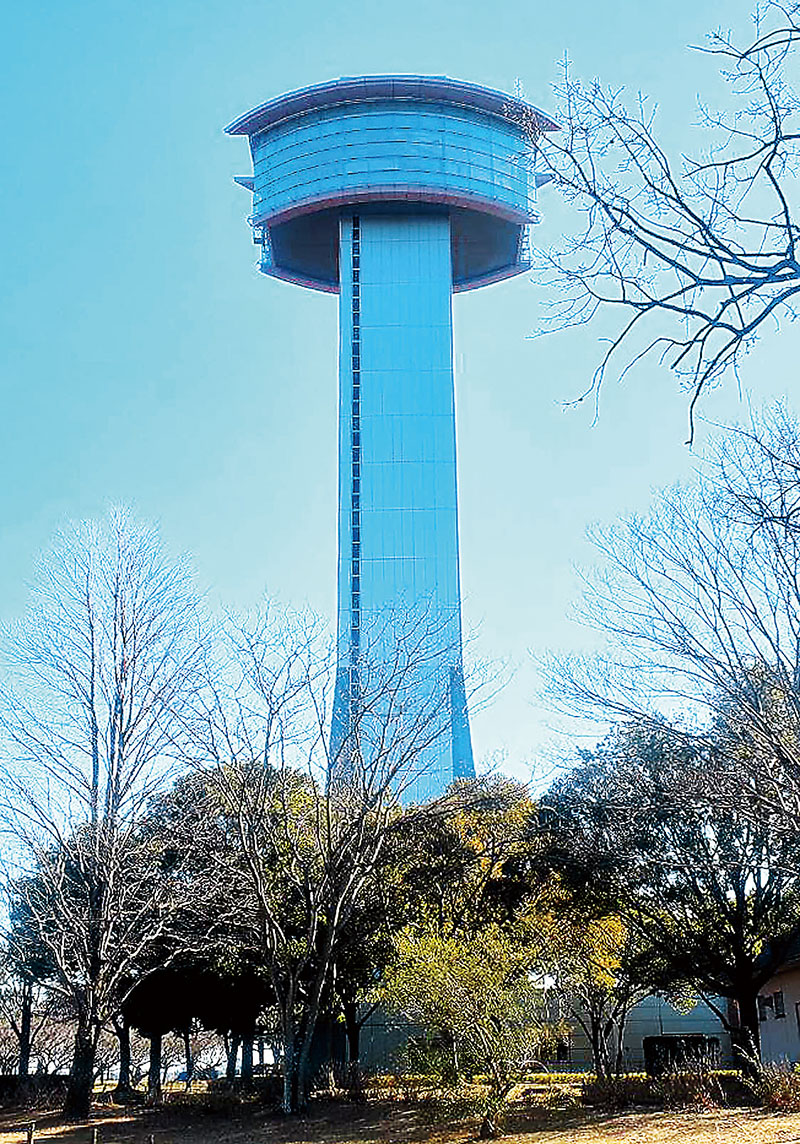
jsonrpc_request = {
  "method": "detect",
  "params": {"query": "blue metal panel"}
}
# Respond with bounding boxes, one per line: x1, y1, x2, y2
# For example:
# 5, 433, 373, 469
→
332, 211, 474, 802
250, 102, 534, 226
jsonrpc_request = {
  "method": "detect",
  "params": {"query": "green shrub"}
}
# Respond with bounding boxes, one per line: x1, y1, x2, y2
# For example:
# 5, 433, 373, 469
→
398, 1033, 462, 1087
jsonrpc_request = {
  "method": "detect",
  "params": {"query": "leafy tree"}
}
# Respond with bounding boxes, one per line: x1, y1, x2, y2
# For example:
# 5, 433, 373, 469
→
541, 904, 649, 1078
111, 767, 272, 1095
396, 777, 538, 935
380, 779, 551, 1138
542, 722, 800, 1067
328, 877, 397, 1092
121, 959, 272, 1100
382, 924, 548, 1138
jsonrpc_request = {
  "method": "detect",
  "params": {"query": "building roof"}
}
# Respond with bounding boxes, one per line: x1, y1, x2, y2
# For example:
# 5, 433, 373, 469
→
225, 75, 559, 138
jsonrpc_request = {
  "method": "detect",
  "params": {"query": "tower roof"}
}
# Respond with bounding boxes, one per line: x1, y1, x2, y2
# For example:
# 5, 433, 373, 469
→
225, 74, 559, 138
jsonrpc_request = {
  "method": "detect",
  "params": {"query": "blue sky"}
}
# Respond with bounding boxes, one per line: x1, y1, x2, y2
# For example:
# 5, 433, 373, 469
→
2, 0, 797, 778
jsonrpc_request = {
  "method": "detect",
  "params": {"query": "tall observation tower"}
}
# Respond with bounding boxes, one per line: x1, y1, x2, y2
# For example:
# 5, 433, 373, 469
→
227, 76, 557, 802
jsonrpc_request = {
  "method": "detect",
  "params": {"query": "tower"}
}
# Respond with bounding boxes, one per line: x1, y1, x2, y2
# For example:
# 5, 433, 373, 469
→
227, 76, 557, 802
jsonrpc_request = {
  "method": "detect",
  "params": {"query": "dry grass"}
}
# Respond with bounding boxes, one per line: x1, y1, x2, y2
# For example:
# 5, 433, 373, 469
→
503, 1108, 800, 1142
3, 1101, 800, 1144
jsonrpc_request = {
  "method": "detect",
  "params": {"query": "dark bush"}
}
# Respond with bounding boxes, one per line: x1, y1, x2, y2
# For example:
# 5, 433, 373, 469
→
748, 1061, 800, 1112
582, 1068, 723, 1112
643, 1035, 720, 1077
165, 1089, 246, 1117
0, 1075, 70, 1109
652, 1067, 723, 1109
581, 1075, 654, 1111
207, 1074, 282, 1105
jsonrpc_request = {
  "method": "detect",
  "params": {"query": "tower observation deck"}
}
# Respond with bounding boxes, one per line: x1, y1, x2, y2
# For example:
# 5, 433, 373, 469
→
228, 76, 557, 802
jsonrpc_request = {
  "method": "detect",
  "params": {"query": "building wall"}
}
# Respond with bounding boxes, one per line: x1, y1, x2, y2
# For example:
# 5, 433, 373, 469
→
759, 968, 800, 1062
249, 101, 533, 225
332, 211, 473, 802
359, 996, 734, 1073
562, 996, 734, 1071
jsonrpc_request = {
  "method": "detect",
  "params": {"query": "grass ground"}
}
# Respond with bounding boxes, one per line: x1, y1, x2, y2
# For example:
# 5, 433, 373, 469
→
4, 1101, 800, 1144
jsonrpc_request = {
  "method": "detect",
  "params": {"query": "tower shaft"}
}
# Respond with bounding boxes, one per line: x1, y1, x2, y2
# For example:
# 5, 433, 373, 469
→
228, 75, 558, 802
332, 212, 474, 801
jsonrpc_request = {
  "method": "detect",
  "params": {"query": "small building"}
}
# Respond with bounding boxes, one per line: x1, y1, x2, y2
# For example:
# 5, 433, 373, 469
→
758, 958, 800, 1063
562, 995, 734, 1071
358, 994, 733, 1073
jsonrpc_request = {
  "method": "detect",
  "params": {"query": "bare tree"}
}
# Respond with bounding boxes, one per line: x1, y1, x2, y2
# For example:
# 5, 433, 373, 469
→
0, 945, 62, 1077
184, 604, 471, 1113
0, 1023, 21, 1075
0, 511, 207, 1118
546, 404, 800, 825
515, 1, 800, 439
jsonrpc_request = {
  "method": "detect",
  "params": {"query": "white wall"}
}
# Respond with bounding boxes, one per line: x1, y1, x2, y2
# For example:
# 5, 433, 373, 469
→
759, 968, 800, 1063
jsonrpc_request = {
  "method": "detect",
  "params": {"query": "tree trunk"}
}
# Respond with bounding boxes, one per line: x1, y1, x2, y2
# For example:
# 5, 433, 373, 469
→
293, 966, 333, 1112
589, 1015, 608, 1081
281, 1022, 295, 1114
294, 1018, 316, 1112
291, 1063, 306, 1115
732, 992, 761, 1074
63, 1016, 97, 1120
445, 1031, 460, 1086
479, 1080, 512, 1140
241, 1037, 254, 1085
225, 1033, 240, 1083
614, 1004, 631, 1078
343, 1002, 360, 1069
17, 981, 33, 1078
114, 1017, 133, 1098
147, 1033, 163, 1103
183, 1028, 194, 1091
321, 1015, 336, 1093
342, 1001, 364, 1102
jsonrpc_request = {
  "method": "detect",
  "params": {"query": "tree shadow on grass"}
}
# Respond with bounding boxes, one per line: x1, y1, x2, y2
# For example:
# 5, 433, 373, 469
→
0, 1100, 476, 1144
12, 1101, 774, 1144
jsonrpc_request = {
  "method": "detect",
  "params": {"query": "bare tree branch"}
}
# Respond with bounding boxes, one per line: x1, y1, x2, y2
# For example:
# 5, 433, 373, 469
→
513, 1, 800, 440
0, 510, 209, 1119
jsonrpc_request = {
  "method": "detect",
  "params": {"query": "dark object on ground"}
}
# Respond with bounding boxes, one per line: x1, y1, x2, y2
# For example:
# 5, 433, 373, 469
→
581, 1075, 656, 1111
112, 1086, 145, 1105
643, 1035, 720, 1077
0, 1075, 70, 1108
208, 1075, 283, 1104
